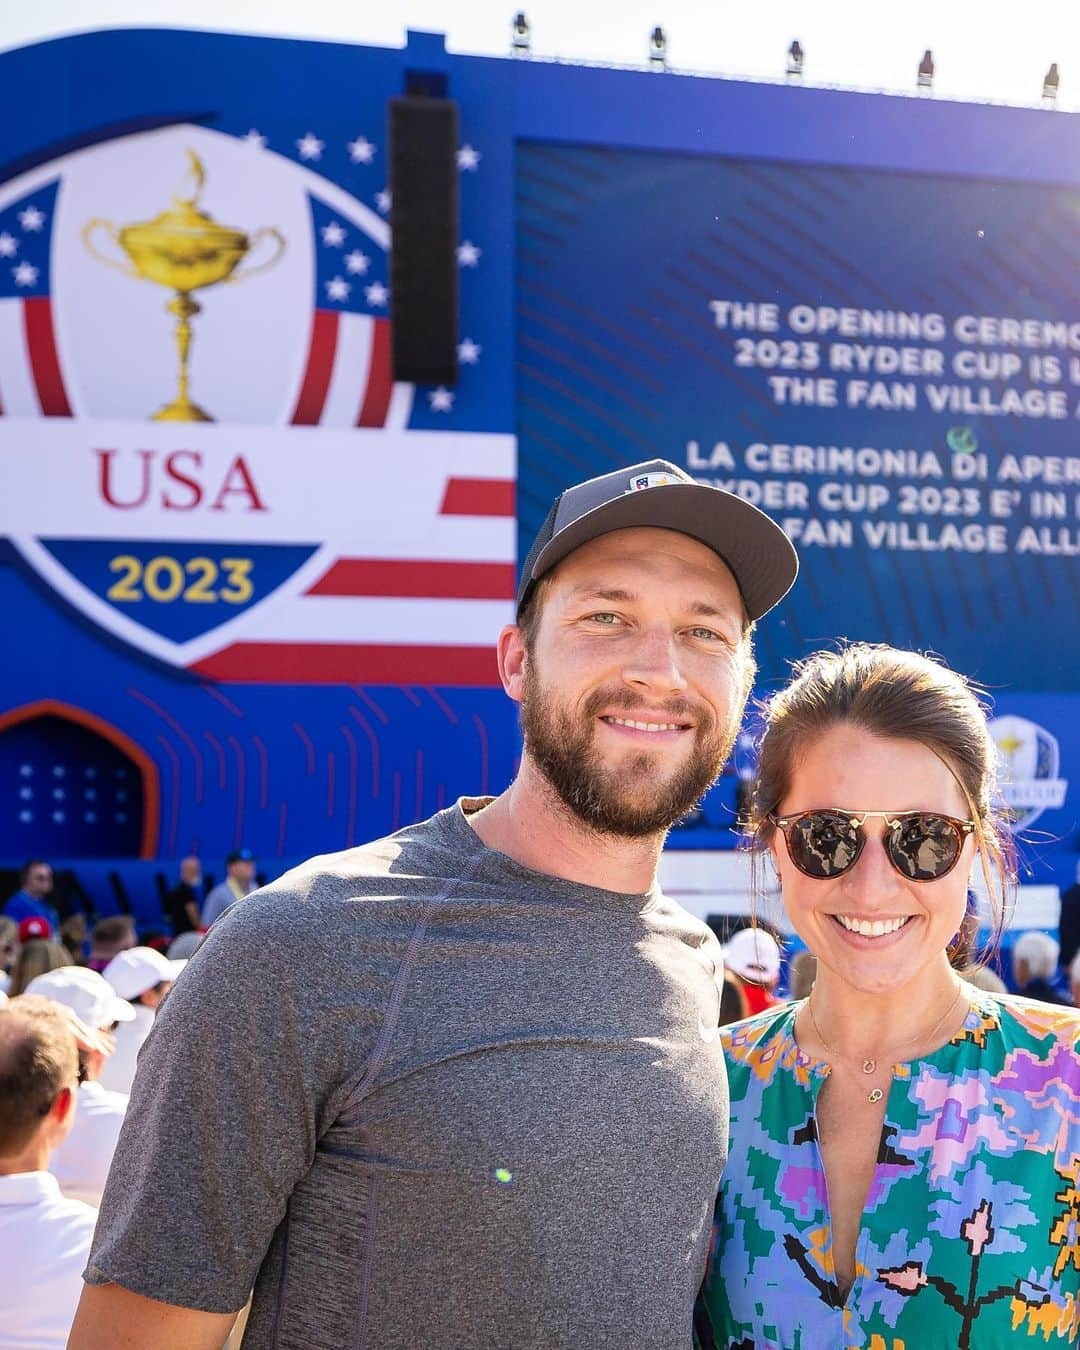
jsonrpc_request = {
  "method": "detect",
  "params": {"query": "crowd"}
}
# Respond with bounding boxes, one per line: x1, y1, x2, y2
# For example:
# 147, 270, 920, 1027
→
0, 458, 1077, 1348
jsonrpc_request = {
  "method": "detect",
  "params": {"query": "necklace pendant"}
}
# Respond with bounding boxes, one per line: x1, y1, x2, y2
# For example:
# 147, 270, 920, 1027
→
867, 1088, 884, 1104
861, 1059, 876, 1074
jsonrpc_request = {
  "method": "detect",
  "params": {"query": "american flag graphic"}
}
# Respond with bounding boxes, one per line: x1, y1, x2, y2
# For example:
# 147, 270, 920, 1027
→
0, 180, 71, 417
289, 192, 407, 429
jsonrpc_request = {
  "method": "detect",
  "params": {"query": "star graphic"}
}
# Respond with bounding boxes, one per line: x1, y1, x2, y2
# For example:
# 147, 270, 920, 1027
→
375, 188, 392, 214
243, 129, 267, 148
0, 233, 16, 257
18, 206, 45, 232
457, 240, 481, 267
457, 144, 482, 171
321, 221, 347, 247
345, 250, 370, 275
13, 261, 39, 287
458, 337, 482, 364
429, 386, 455, 412
365, 281, 389, 307
347, 136, 376, 164
297, 133, 325, 161
325, 276, 351, 302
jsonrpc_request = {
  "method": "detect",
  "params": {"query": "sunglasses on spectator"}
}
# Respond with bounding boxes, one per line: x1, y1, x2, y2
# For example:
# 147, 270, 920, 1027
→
769, 809, 975, 882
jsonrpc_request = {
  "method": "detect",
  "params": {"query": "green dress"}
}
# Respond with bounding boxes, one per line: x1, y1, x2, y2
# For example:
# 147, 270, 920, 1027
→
697, 990, 1080, 1348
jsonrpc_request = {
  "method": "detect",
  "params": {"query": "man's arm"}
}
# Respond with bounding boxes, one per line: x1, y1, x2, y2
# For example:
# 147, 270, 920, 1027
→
184, 898, 202, 930
68, 1284, 239, 1350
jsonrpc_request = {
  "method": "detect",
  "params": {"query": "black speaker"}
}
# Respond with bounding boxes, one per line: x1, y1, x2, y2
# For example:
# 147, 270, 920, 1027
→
388, 96, 459, 386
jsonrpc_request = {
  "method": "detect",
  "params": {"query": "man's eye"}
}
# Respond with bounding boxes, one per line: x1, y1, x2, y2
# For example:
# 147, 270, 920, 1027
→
688, 626, 724, 641
587, 612, 622, 625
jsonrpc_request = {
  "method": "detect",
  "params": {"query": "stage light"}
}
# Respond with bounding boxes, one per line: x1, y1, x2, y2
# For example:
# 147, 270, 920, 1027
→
787, 40, 804, 82
917, 49, 934, 93
511, 11, 530, 56
649, 26, 668, 71
1043, 63, 1060, 105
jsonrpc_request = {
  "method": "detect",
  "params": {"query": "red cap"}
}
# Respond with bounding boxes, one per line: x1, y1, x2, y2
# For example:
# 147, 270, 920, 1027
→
18, 915, 52, 942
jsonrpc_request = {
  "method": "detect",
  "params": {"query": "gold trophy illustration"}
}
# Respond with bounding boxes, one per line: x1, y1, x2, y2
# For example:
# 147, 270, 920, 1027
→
83, 150, 285, 421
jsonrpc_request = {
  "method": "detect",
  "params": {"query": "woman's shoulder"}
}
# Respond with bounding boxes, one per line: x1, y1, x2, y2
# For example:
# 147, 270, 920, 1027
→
986, 990, 1080, 1047
719, 1000, 796, 1050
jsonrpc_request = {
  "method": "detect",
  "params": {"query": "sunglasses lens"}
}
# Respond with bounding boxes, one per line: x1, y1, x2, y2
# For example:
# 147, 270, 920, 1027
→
888, 814, 962, 880
788, 812, 862, 878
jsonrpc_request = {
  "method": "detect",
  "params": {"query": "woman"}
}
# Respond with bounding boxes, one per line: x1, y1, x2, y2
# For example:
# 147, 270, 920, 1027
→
7, 936, 72, 997
698, 644, 1080, 1349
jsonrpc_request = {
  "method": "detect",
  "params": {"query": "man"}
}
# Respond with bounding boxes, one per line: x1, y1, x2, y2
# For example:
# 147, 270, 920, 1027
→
0, 996, 98, 1348
200, 848, 256, 927
0, 915, 16, 994
1012, 929, 1070, 1005
99, 947, 186, 1095
3, 859, 59, 936
723, 927, 783, 1015
25, 965, 134, 1206
163, 856, 203, 938
71, 458, 798, 1349
86, 916, 136, 974
1059, 860, 1080, 971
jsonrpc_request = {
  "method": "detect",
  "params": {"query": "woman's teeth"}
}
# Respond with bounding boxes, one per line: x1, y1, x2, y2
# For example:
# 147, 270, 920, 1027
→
834, 914, 911, 938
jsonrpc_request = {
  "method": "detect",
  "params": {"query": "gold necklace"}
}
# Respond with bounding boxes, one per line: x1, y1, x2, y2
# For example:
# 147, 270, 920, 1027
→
806, 984, 966, 1105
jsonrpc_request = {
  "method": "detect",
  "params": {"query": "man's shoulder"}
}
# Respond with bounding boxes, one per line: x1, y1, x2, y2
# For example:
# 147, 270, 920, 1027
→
218, 805, 480, 937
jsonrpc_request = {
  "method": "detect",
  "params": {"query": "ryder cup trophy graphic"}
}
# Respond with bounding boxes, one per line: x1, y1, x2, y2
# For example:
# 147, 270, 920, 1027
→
82, 149, 285, 421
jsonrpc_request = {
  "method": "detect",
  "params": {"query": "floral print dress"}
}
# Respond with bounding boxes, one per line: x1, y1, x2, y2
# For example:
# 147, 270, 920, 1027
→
697, 991, 1080, 1348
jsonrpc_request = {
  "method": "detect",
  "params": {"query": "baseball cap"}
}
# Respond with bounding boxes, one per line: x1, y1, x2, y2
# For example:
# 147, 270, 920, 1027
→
516, 458, 798, 622
18, 915, 52, 942
25, 965, 136, 1029
226, 847, 255, 865
723, 928, 782, 985
103, 946, 186, 1000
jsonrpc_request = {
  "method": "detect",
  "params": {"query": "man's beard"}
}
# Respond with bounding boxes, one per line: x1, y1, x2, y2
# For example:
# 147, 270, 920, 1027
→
520, 665, 742, 839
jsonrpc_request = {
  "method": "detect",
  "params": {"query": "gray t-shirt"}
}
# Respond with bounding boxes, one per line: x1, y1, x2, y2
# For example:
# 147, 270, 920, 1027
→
86, 799, 729, 1348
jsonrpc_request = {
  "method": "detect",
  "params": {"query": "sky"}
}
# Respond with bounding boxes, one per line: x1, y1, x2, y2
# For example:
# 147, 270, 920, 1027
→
6, 0, 1080, 111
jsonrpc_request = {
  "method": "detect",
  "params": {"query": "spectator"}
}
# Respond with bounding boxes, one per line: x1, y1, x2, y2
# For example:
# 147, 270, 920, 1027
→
1059, 860, 1080, 971
0, 916, 17, 994
164, 856, 203, 938
1071, 950, 1080, 1008
8, 938, 72, 998
718, 969, 749, 1026
59, 913, 88, 964
166, 930, 203, 961
1012, 930, 1070, 1006
99, 947, 185, 1095
724, 927, 783, 1015
24, 966, 133, 1206
965, 965, 1009, 996
86, 916, 136, 974
788, 949, 817, 1001
0, 996, 97, 1348
3, 860, 59, 936
201, 848, 257, 927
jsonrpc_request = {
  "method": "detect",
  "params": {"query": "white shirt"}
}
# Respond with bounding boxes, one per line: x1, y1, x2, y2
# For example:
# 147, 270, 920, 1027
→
98, 1003, 155, 1096
0, 1170, 97, 1347
49, 1079, 128, 1207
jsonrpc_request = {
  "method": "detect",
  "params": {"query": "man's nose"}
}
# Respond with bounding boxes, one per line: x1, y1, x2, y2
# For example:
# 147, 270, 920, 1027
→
621, 627, 688, 695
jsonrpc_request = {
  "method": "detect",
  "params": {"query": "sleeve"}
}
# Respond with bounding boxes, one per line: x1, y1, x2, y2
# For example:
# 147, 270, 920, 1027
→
83, 890, 372, 1313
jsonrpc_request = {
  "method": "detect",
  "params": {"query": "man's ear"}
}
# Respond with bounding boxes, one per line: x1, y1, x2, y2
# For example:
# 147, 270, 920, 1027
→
497, 624, 527, 704
50, 1085, 74, 1127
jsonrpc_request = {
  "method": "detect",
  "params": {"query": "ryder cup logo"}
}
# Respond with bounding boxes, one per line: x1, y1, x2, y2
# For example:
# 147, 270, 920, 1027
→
988, 715, 1068, 830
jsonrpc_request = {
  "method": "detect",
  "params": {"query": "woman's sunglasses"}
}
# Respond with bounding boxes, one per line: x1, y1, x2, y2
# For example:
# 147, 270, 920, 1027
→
769, 809, 975, 882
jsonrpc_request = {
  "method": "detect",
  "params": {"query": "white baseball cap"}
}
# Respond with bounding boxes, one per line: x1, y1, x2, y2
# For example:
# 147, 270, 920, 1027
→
724, 928, 782, 984
103, 946, 186, 1000
25, 965, 136, 1029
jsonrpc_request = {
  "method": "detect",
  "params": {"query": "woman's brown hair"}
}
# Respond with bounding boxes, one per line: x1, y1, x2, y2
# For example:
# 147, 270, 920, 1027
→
747, 643, 1015, 960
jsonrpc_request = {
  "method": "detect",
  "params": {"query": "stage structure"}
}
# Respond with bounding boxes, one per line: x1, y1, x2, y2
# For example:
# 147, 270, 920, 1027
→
0, 27, 1076, 917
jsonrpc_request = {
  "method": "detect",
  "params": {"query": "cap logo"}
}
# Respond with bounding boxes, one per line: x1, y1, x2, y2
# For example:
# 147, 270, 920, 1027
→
629, 472, 677, 491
